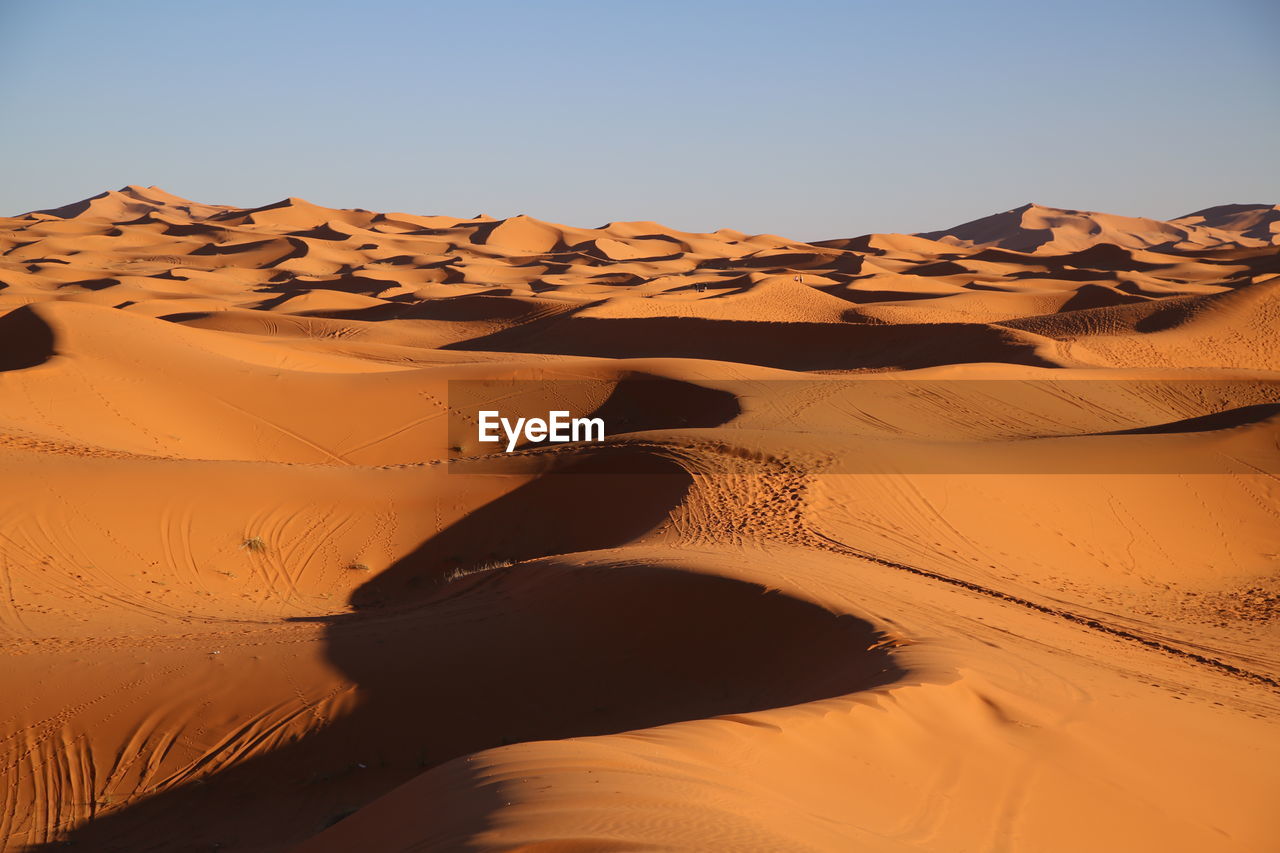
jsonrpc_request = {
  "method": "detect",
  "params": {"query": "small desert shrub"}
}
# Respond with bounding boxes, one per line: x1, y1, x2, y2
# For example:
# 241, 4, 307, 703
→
241, 537, 267, 553
441, 559, 513, 584
348, 562, 372, 572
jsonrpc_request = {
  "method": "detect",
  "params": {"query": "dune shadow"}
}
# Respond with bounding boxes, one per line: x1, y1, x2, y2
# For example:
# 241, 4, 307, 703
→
58, 277, 121, 291
158, 311, 215, 324
349, 452, 692, 607
446, 375, 742, 459
1095, 402, 1280, 435
443, 315, 1060, 370
1132, 297, 1202, 333
900, 260, 970, 278
0, 306, 55, 372
189, 238, 281, 256
20, 449, 907, 852
1056, 283, 1151, 313
820, 286, 942, 305
287, 294, 551, 324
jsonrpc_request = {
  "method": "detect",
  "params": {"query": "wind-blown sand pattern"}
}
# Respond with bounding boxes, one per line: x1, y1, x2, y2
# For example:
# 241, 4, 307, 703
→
1, 186, 1278, 851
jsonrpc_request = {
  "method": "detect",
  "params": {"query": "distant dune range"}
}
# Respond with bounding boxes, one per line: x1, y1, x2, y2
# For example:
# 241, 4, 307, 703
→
1, 187, 1278, 852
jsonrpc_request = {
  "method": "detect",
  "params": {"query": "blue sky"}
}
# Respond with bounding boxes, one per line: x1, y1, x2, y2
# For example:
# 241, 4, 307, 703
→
2, 0, 1277, 239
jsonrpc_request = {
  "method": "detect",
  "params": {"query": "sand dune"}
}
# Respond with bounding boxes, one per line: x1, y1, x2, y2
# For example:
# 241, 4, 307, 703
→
1, 187, 1278, 852
1173, 203, 1280, 244
918, 201, 1274, 254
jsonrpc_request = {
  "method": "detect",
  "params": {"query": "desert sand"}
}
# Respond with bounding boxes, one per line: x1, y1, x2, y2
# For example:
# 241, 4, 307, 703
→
1, 186, 1277, 851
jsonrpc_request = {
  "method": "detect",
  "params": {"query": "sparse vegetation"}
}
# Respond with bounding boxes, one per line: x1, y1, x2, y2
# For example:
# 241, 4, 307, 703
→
441, 559, 513, 584
241, 537, 267, 553
348, 562, 372, 572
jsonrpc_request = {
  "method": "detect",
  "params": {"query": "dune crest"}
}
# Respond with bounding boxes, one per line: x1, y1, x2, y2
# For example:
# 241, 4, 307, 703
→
917, 201, 1276, 254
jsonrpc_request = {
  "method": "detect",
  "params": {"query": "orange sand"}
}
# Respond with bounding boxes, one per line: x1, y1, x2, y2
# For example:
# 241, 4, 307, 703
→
1, 188, 1277, 851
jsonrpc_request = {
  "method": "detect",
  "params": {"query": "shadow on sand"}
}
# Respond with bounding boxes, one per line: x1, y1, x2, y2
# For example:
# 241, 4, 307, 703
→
29, 453, 904, 852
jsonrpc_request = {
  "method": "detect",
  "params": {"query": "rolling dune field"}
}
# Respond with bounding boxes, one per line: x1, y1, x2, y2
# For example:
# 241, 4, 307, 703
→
1, 186, 1278, 852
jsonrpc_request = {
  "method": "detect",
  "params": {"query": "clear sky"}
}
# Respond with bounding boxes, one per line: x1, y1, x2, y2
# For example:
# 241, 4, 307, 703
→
2, 0, 1277, 240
